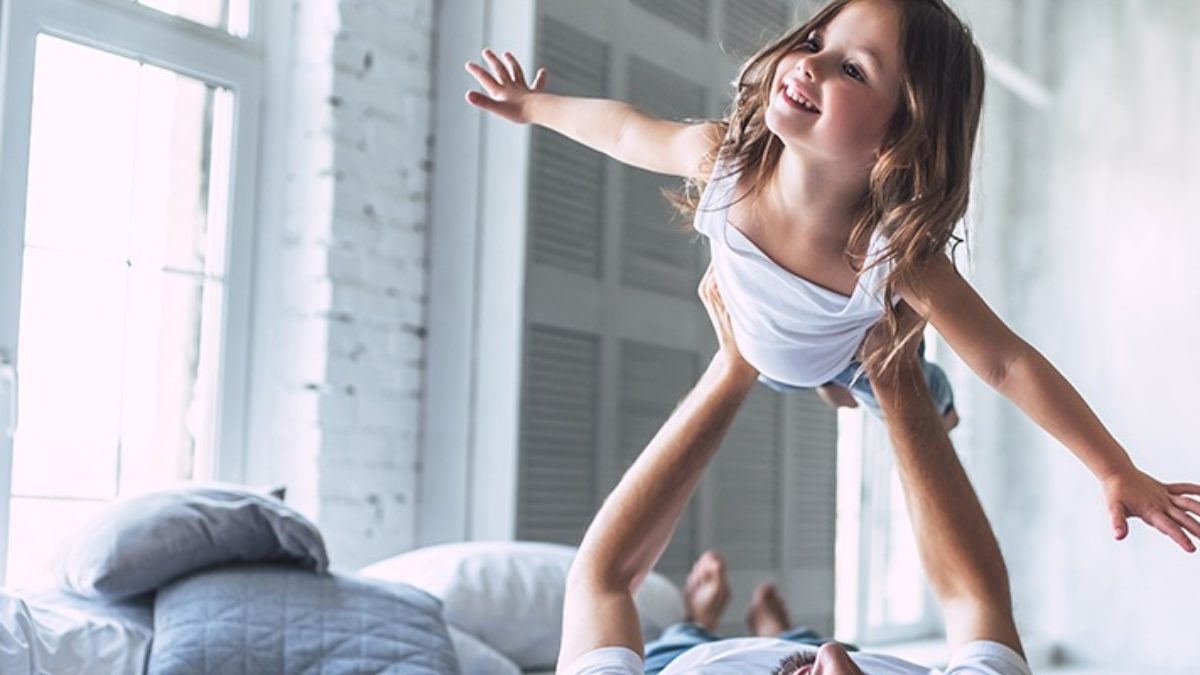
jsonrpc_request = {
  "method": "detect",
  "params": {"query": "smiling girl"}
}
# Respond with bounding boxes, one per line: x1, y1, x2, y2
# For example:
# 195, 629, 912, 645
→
465, 0, 1200, 571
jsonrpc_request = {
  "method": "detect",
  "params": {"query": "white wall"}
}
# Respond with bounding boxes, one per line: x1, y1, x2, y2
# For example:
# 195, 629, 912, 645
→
956, 0, 1200, 669
244, 0, 435, 570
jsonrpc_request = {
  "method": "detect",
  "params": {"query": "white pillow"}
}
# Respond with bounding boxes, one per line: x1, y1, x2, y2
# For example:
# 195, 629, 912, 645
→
447, 625, 522, 675
358, 541, 685, 670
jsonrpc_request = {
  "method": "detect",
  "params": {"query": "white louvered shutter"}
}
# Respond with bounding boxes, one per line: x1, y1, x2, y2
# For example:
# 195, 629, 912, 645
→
629, 0, 711, 39
514, 0, 839, 635
617, 341, 701, 578
623, 55, 707, 298
517, 326, 600, 544
529, 16, 608, 279
720, 0, 795, 57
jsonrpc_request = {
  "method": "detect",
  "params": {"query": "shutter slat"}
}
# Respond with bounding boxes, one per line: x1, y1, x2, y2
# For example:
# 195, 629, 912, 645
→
530, 19, 608, 278
518, 326, 600, 546
630, 0, 711, 39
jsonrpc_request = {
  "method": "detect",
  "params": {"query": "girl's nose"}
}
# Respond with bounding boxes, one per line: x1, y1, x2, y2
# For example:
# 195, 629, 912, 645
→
794, 56, 818, 82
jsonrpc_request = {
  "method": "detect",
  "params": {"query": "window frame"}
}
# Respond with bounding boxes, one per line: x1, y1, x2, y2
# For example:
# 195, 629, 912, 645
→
0, 0, 265, 584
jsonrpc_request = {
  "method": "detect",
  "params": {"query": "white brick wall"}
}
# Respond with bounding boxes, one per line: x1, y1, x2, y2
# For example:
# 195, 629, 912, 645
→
246, 0, 435, 570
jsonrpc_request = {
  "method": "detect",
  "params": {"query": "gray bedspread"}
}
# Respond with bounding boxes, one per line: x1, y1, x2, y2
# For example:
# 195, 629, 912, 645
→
148, 565, 460, 675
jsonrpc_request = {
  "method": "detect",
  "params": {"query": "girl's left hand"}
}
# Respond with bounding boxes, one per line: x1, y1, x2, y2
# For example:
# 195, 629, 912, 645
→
1102, 468, 1200, 552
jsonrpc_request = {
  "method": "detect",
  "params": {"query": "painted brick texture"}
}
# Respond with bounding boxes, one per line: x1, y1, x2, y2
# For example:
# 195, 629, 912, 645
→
267, 0, 435, 570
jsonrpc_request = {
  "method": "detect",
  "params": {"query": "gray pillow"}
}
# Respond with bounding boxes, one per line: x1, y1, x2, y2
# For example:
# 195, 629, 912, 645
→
149, 565, 460, 675
55, 485, 328, 601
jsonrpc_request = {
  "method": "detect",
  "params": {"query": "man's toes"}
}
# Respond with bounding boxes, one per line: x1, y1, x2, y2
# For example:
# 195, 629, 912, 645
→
699, 550, 725, 571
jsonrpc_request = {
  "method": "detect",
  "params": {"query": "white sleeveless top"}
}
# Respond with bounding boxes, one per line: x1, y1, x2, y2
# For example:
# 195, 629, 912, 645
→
694, 156, 899, 387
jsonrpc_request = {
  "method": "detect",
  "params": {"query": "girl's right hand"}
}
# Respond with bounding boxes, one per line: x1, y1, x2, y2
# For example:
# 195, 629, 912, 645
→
464, 48, 547, 125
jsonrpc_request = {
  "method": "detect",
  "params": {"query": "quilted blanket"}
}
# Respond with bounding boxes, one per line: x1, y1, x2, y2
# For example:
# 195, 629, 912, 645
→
148, 565, 459, 675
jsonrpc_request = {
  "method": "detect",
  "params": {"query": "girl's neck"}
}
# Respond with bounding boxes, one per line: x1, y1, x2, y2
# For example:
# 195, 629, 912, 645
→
761, 144, 872, 245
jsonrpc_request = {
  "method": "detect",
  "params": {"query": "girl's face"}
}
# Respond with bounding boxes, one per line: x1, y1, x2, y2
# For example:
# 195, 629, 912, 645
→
765, 0, 905, 166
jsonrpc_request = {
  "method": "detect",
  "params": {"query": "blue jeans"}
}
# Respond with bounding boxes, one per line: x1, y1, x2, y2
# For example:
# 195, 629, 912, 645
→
757, 340, 955, 420
644, 623, 856, 674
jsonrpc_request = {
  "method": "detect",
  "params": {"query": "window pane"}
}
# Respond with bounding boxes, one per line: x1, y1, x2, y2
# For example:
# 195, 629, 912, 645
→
117, 269, 222, 495
4, 497, 108, 589
136, 0, 252, 37
25, 36, 229, 276
11, 248, 125, 499
23, 38, 140, 260
8, 36, 234, 577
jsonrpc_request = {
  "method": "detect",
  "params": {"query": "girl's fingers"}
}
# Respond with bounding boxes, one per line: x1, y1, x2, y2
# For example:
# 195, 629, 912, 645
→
464, 90, 497, 111
532, 67, 548, 91
1167, 482, 1200, 495
1150, 513, 1196, 553
504, 52, 526, 84
465, 61, 503, 96
1172, 495, 1200, 516
482, 49, 512, 84
1171, 507, 1200, 540
1109, 506, 1128, 540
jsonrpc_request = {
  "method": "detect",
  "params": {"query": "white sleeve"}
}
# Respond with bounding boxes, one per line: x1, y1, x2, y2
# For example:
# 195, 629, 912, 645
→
561, 646, 644, 675
942, 641, 1033, 675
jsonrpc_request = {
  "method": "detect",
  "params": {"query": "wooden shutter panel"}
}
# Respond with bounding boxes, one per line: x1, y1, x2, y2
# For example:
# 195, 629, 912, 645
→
530, 16, 609, 278
618, 341, 701, 579
786, 396, 837, 568
622, 56, 706, 298
711, 386, 783, 570
517, 325, 600, 545
782, 393, 838, 634
720, 0, 793, 57
513, 3, 839, 634
629, 0, 711, 39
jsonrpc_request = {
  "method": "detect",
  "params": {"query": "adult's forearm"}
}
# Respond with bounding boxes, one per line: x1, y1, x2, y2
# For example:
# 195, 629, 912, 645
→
874, 359, 1013, 609
525, 92, 637, 160
572, 354, 757, 592
996, 347, 1134, 480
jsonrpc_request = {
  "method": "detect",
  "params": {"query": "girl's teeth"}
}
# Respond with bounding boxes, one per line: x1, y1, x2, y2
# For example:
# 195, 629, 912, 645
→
785, 86, 815, 112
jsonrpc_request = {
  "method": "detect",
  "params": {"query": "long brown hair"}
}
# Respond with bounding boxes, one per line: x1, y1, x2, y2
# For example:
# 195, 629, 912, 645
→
670, 0, 985, 378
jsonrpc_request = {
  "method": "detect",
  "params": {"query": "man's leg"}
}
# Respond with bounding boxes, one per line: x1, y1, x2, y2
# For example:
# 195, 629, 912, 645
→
746, 582, 857, 651
644, 551, 729, 675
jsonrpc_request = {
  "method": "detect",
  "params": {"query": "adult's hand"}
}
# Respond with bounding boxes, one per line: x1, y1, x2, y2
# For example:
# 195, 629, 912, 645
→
698, 264, 756, 381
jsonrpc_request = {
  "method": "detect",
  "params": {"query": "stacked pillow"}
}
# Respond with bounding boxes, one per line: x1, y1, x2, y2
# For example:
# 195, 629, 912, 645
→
55, 484, 328, 601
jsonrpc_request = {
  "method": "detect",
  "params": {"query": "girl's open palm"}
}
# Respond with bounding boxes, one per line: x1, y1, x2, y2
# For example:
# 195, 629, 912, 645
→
464, 48, 546, 124
1102, 468, 1200, 553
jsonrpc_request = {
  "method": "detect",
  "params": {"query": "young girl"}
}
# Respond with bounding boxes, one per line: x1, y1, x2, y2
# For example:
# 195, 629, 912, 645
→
465, 0, 1200, 552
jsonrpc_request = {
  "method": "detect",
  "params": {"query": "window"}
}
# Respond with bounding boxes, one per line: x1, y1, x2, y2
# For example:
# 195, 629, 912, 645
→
136, 0, 253, 36
0, 0, 263, 586
836, 330, 944, 644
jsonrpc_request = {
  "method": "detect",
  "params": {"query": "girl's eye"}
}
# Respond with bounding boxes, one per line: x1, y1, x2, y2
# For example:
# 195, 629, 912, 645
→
801, 38, 820, 53
843, 62, 865, 82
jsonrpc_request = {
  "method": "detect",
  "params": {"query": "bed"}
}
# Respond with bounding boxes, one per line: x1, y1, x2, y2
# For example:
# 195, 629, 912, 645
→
0, 485, 684, 674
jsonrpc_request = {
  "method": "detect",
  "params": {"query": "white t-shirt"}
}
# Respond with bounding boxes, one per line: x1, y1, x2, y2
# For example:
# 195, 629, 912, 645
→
564, 638, 1031, 675
693, 156, 899, 387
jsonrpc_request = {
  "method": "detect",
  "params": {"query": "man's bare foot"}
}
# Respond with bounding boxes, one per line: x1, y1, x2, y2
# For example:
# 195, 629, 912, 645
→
684, 551, 730, 631
943, 407, 959, 431
746, 582, 791, 636
817, 383, 858, 409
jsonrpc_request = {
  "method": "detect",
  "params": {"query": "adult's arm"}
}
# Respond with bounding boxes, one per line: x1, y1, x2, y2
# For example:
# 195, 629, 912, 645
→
556, 269, 758, 671
866, 307, 1025, 657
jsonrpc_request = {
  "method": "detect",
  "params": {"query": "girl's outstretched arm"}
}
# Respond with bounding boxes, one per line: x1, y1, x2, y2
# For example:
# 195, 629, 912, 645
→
901, 255, 1200, 552
465, 48, 720, 179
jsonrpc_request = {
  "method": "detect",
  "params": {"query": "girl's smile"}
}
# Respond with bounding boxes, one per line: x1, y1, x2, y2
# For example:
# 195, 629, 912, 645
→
778, 79, 821, 114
